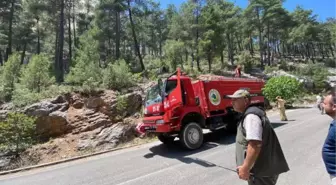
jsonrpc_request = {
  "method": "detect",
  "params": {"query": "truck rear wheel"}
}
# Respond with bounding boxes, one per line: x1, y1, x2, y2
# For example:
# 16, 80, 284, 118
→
157, 134, 175, 145
179, 122, 203, 150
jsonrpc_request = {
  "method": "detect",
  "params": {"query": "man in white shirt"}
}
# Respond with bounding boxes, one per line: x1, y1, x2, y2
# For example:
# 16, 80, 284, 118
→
228, 89, 289, 185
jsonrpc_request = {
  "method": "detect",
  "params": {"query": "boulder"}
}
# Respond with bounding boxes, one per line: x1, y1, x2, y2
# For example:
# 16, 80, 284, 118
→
96, 121, 137, 145
0, 157, 12, 170
0, 103, 14, 111
71, 94, 84, 109
84, 97, 106, 109
50, 95, 66, 104
24, 101, 61, 117
68, 108, 112, 134
76, 119, 137, 151
36, 111, 70, 140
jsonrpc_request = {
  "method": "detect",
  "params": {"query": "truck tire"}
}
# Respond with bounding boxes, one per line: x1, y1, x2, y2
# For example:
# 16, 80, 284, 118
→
179, 122, 203, 150
157, 134, 175, 145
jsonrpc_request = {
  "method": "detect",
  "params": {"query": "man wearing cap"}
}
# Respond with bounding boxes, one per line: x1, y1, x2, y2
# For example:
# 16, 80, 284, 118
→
228, 89, 289, 185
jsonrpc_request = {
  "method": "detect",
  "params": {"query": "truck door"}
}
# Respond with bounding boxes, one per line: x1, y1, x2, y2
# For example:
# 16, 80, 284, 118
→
163, 68, 183, 122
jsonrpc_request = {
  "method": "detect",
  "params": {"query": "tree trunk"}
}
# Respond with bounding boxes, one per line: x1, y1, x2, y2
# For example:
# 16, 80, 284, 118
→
54, 26, 59, 79
305, 43, 311, 61
236, 35, 242, 51
227, 33, 234, 66
299, 44, 304, 59
159, 41, 162, 57
185, 50, 188, 63
56, 0, 65, 83
320, 44, 325, 59
72, 1, 78, 48
21, 42, 27, 65
256, 7, 263, 67
0, 51, 3, 66
195, 2, 200, 72
68, 14, 72, 67
207, 51, 212, 73
115, 11, 121, 59
323, 44, 329, 58
6, 0, 15, 61
329, 44, 335, 58
141, 43, 146, 56
36, 18, 41, 54
267, 22, 271, 66
220, 51, 224, 69
191, 51, 194, 70
249, 34, 254, 56
127, 0, 144, 71
311, 43, 316, 60
281, 43, 285, 57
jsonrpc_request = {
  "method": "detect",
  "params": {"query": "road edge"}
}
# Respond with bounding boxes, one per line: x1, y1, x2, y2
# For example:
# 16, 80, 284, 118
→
0, 142, 148, 176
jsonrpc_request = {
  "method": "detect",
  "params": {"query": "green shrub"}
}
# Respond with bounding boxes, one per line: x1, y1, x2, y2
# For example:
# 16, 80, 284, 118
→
264, 66, 279, 74
294, 62, 329, 91
11, 84, 42, 107
82, 77, 102, 93
237, 51, 255, 73
12, 84, 74, 108
116, 95, 128, 113
323, 58, 336, 68
262, 76, 303, 102
0, 112, 37, 155
163, 40, 185, 70
102, 59, 135, 91
19, 54, 55, 93
278, 60, 289, 71
0, 53, 21, 101
65, 27, 102, 86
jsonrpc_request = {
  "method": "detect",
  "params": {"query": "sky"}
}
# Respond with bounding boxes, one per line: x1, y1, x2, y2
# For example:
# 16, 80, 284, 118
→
156, 0, 336, 22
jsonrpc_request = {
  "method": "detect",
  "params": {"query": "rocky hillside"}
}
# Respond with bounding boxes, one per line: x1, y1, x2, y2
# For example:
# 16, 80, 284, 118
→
0, 86, 150, 170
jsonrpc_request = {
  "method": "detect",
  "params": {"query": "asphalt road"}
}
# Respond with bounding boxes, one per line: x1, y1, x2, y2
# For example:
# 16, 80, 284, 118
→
0, 107, 333, 185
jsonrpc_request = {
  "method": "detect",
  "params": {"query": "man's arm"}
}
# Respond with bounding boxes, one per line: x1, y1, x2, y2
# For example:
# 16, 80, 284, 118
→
243, 140, 262, 170
237, 114, 263, 180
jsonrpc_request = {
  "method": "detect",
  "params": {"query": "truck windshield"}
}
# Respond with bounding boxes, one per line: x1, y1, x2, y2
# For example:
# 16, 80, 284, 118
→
145, 84, 162, 107
145, 80, 177, 107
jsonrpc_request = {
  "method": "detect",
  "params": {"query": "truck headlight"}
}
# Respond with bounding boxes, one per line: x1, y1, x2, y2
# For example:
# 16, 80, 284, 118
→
144, 108, 148, 115
156, 119, 164, 125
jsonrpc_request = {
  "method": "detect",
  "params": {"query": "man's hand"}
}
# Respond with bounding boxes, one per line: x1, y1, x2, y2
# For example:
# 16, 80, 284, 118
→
237, 165, 250, 181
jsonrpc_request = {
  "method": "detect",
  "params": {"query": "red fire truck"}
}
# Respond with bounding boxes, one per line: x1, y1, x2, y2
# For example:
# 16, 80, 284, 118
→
136, 68, 265, 150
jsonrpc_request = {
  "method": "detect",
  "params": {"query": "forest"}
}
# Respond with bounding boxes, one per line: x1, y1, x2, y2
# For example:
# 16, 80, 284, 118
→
0, 0, 335, 106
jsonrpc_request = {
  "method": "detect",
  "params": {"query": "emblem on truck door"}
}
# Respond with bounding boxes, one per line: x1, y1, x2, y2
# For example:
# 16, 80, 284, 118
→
209, 89, 221, 106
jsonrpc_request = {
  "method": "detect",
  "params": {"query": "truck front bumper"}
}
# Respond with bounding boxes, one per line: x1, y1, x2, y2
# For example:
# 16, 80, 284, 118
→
135, 116, 177, 135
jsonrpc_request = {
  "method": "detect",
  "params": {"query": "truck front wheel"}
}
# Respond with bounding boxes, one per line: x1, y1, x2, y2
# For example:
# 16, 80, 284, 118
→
179, 122, 203, 150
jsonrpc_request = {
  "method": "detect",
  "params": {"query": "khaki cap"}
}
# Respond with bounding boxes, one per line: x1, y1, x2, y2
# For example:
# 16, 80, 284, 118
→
227, 89, 250, 99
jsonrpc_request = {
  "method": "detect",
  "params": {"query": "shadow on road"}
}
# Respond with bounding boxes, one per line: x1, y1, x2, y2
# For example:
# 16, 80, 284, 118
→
271, 122, 289, 129
144, 129, 236, 159
143, 121, 287, 165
